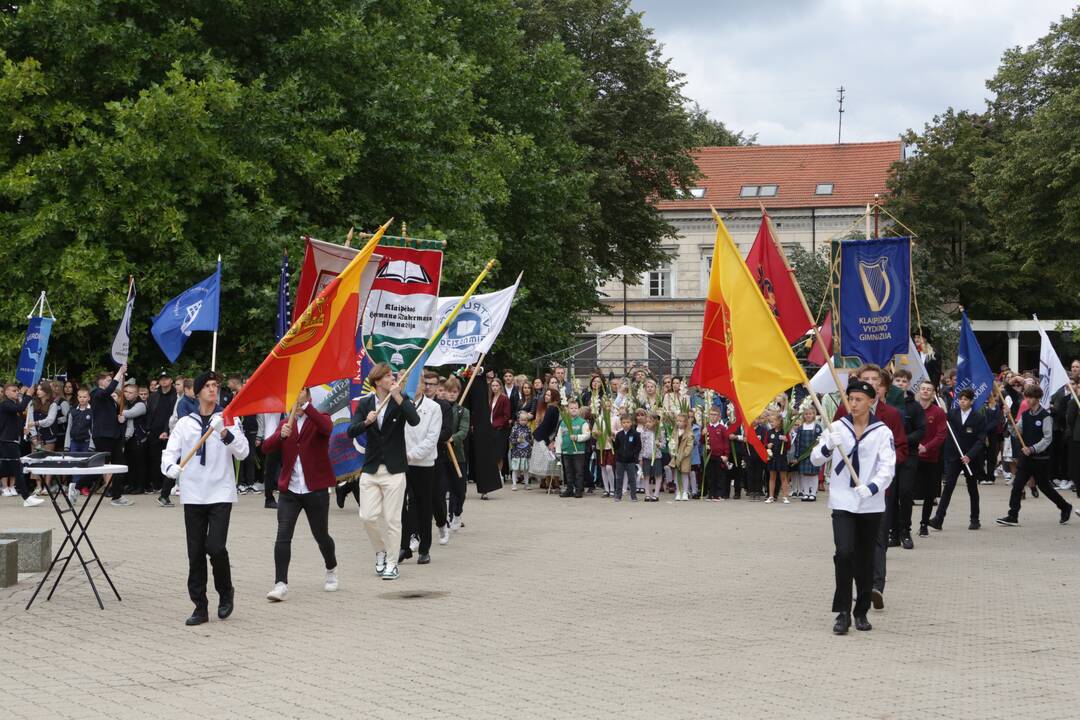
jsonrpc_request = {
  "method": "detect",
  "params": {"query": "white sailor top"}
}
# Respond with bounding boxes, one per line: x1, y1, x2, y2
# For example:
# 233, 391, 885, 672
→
811, 415, 895, 514
161, 412, 249, 505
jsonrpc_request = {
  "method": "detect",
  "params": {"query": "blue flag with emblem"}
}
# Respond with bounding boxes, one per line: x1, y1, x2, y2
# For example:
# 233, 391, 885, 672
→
16, 316, 54, 387
953, 310, 994, 411
838, 237, 910, 366
151, 262, 221, 362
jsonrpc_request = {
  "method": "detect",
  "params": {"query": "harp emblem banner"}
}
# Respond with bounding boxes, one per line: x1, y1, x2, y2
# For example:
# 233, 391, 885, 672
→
839, 237, 910, 366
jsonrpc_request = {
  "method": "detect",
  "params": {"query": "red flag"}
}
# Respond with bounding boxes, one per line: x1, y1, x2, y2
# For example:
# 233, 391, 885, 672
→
807, 310, 833, 366
744, 214, 813, 343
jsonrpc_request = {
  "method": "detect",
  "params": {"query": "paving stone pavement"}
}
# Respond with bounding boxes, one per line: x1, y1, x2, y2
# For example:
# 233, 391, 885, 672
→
3, 483, 1080, 719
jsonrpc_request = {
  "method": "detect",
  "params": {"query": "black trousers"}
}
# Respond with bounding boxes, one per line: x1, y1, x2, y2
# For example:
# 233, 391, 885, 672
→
981, 434, 1002, 482
439, 457, 466, 518
240, 431, 260, 487
915, 460, 941, 527
274, 489, 336, 584
891, 458, 917, 536
1008, 456, 1070, 520
746, 456, 765, 495
264, 449, 281, 502
401, 465, 438, 554
935, 459, 979, 524
562, 454, 587, 496
1069, 439, 1080, 495
832, 510, 882, 615
184, 503, 233, 611
123, 438, 147, 493
94, 436, 126, 498
145, 437, 164, 492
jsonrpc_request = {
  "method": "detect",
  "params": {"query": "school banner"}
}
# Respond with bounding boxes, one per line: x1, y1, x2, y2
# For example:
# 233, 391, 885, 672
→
425, 273, 521, 367
309, 379, 367, 481
838, 236, 910, 366
363, 245, 443, 372
16, 316, 54, 387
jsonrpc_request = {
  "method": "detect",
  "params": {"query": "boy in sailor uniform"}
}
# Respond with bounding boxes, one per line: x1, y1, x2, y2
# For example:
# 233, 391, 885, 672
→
812, 380, 896, 635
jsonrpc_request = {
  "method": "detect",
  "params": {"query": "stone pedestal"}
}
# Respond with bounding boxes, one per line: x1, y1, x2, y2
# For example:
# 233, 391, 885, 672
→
0, 539, 17, 587
0, 528, 52, 573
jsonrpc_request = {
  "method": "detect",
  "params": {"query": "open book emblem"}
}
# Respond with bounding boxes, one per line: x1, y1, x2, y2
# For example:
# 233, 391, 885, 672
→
376, 260, 431, 284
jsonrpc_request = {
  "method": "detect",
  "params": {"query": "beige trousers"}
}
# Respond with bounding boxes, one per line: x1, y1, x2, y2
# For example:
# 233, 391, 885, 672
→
358, 464, 407, 566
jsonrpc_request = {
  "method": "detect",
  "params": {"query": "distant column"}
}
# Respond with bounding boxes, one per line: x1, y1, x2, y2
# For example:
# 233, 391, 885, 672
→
1008, 331, 1020, 372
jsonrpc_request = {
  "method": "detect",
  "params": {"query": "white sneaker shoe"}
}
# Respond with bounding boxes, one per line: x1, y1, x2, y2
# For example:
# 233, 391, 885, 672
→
23, 495, 45, 508
450, 515, 462, 532
324, 568, 338, 592
171, 486, 180, 496
67, 484, 79, 505
375, 551, 387, 575
438, 525, 450, 545
783, 497, 791, 504
409, 534, 420, 553
266, 582, 288, 601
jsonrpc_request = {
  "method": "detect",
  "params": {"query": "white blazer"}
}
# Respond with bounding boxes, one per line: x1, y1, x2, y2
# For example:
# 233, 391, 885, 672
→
811, 415, 895, 514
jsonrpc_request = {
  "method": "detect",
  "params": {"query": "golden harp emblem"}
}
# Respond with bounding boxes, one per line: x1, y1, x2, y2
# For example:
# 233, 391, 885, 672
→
857, 258, 890, 313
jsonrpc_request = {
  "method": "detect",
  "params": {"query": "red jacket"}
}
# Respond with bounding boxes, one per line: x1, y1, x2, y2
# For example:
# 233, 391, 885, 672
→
262, 404, 335, 492
490, 393, 511, 430
834, 399, 908, 465
918, 402, 947, 463
705, 423, 730, 457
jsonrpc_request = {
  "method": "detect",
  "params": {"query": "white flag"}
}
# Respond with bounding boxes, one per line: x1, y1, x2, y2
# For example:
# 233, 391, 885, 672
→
425, 273, 522, 367
1034, 315, 1070, 400
111, 281, 136, 365
893, 337, 929, 387
809, 363, 850, 395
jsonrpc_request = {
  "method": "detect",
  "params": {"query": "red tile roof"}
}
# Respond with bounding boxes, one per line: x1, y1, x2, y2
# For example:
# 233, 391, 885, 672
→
658, 140, 904, 211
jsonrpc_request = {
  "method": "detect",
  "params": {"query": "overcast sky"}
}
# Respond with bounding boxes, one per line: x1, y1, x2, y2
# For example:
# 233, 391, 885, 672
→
631, 0, 1077, 144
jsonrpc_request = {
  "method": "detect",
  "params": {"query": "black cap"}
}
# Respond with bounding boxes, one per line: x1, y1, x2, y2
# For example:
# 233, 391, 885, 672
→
158, 369, 173, 379
193, 371, 219, 397
846, 379, 877, 399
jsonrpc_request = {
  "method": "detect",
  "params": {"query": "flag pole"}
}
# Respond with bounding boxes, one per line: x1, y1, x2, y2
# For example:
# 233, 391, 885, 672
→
211, 255, 221, 371
443, 351, 488, 478
374, 259, 497, 416
1033, 314, 1080, 410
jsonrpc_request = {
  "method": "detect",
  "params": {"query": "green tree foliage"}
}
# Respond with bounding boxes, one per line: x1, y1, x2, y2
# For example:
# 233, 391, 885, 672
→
0, 0, 709, 378
686, 102, 756, 148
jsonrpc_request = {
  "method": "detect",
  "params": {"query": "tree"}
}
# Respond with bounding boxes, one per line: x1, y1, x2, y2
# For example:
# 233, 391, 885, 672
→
686, 102, 756, 148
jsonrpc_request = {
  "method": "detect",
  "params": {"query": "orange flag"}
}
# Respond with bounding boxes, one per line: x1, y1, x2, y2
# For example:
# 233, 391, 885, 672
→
690, 209, 809, 459
224, 219, 391, 422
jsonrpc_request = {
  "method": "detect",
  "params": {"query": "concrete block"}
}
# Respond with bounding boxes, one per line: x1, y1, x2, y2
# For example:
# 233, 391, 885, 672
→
0, 539, 16, 587
0, 528, 52, 573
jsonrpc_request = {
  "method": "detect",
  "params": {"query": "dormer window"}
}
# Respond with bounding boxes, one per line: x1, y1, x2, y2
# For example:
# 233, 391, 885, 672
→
815, 183, 834, 195
740, 184, 779, 197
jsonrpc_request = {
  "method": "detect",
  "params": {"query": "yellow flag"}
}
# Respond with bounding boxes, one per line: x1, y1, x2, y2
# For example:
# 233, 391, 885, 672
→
709, 208, 808, 420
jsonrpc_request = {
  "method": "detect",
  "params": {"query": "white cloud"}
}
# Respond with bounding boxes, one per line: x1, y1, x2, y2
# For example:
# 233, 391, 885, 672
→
634, 0, 1076, 144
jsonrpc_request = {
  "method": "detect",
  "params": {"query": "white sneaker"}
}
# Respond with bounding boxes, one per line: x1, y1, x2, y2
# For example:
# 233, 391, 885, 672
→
3, 487, 14, 496
409, 534, 420, 553
171, 486, 180, 496
782, 497, 791, 504
266, 582, 288, 601
375, 551, 387, 575
23, 496, 45, 507
765, 497, 775, 504
253, 482, 264, 492
511, 484, 518, 491
67, 484, 79, 505
324, 568, 338, 592
450, 515, 462, 532
438, 525, 450, 545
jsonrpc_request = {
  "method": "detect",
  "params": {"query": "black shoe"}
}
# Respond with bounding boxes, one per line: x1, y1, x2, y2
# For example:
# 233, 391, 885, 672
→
1032, 486, 1040, 498
417, 554, 431, 564
559, 492, 574, 498
854, 614, 873, 631
574, 493, 584, 498
335, 484, 348, 509
901, 534, 914, 550
871, 589, 884, 609
217, 593, 234, 620
586, 488, 595, 494
1061, 505, 1075, 525
399, 548, 413, 563
185, 610, 209, 626
995, 516, 1019, 527
833, 613, 851, 635
264, 498, 277, 509
927, 518, 943, 531
886, 531, 900, 547
969, 521, 980, 530
918, 523, 929, 537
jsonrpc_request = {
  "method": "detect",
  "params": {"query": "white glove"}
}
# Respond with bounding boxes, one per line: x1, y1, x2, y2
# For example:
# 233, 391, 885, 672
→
210, 416, 226, 434
165, 464, 182, 480
854, 484, 872, 499
826, 430, 844, 450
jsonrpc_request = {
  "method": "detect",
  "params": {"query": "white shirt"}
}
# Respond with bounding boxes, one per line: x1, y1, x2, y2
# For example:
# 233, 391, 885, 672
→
405, 396, 442, 467
288, 411, 309, 494
377, 394, 389, 429
161, 412, 249, 505
811, 416, 895, 514
960, 408, 971, 425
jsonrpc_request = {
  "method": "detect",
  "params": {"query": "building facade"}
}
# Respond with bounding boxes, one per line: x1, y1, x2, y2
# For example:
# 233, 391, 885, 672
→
582, 140, 905, 378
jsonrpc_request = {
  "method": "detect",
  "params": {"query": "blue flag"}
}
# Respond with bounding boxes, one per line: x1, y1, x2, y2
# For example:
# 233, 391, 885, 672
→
151, 263, 221, 363
954, 311, 994, 411
838, 236, 911, 366
275, 250, 291, 341
16, 316, 54, 387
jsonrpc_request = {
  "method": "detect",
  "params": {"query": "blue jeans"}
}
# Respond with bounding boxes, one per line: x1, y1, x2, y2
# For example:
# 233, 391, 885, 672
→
614, 462, 638, 499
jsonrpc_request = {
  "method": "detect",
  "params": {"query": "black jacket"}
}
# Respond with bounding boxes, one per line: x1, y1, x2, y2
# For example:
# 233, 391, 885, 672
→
898, 390, 927, 456
90, 380, 122, 440
0, 394, 31, 443
613, 428, 641, 464
944, 407, 986, 462
347, 393, 420, 474
146, 388, 176, 437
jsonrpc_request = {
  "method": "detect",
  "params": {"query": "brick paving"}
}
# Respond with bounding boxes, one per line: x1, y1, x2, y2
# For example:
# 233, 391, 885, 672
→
3, 482, 1080, 719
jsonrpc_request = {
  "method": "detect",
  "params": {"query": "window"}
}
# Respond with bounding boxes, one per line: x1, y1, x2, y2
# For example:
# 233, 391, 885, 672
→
815, 183, 834, 195
689, 187, 706, 198
674, 187, 706, 199
740, 184, 778, 197
740, 185, 758, 197
758, 184, 778, 197
647, 261, 672, 298
701, 252, 713, 293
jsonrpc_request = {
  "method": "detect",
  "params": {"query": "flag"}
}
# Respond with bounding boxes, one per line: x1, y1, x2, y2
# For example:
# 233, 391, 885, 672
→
807, 310, 833, 366
838, 236, 911, 366
808, 364, 850, 395
953, 311, 994, 411
224, 220, 391, 422
745, 214, 813, 343
893, 337, 929, 387
308, 379, 367, 481
151, 263, 221, 363
363, 244, 443, 372
276, 250, 291, 341
111, 280, 136, 366
293, 237, 360, 321
691, 210, 809, 460
16, 316, 54, 388
466, 371, 503, 494
1034, 314, 1070, 402
425, 273, 522, 367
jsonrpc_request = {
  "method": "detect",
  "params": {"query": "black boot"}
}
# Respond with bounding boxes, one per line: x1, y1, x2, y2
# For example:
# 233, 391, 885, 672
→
833, 613, 851, 635
886, 530, 900, 548
217, 591, 234, 620
918, 523, 928, 537
185, 608, 209, 626
854, 614, 872, 631
900, 532, 914, 550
